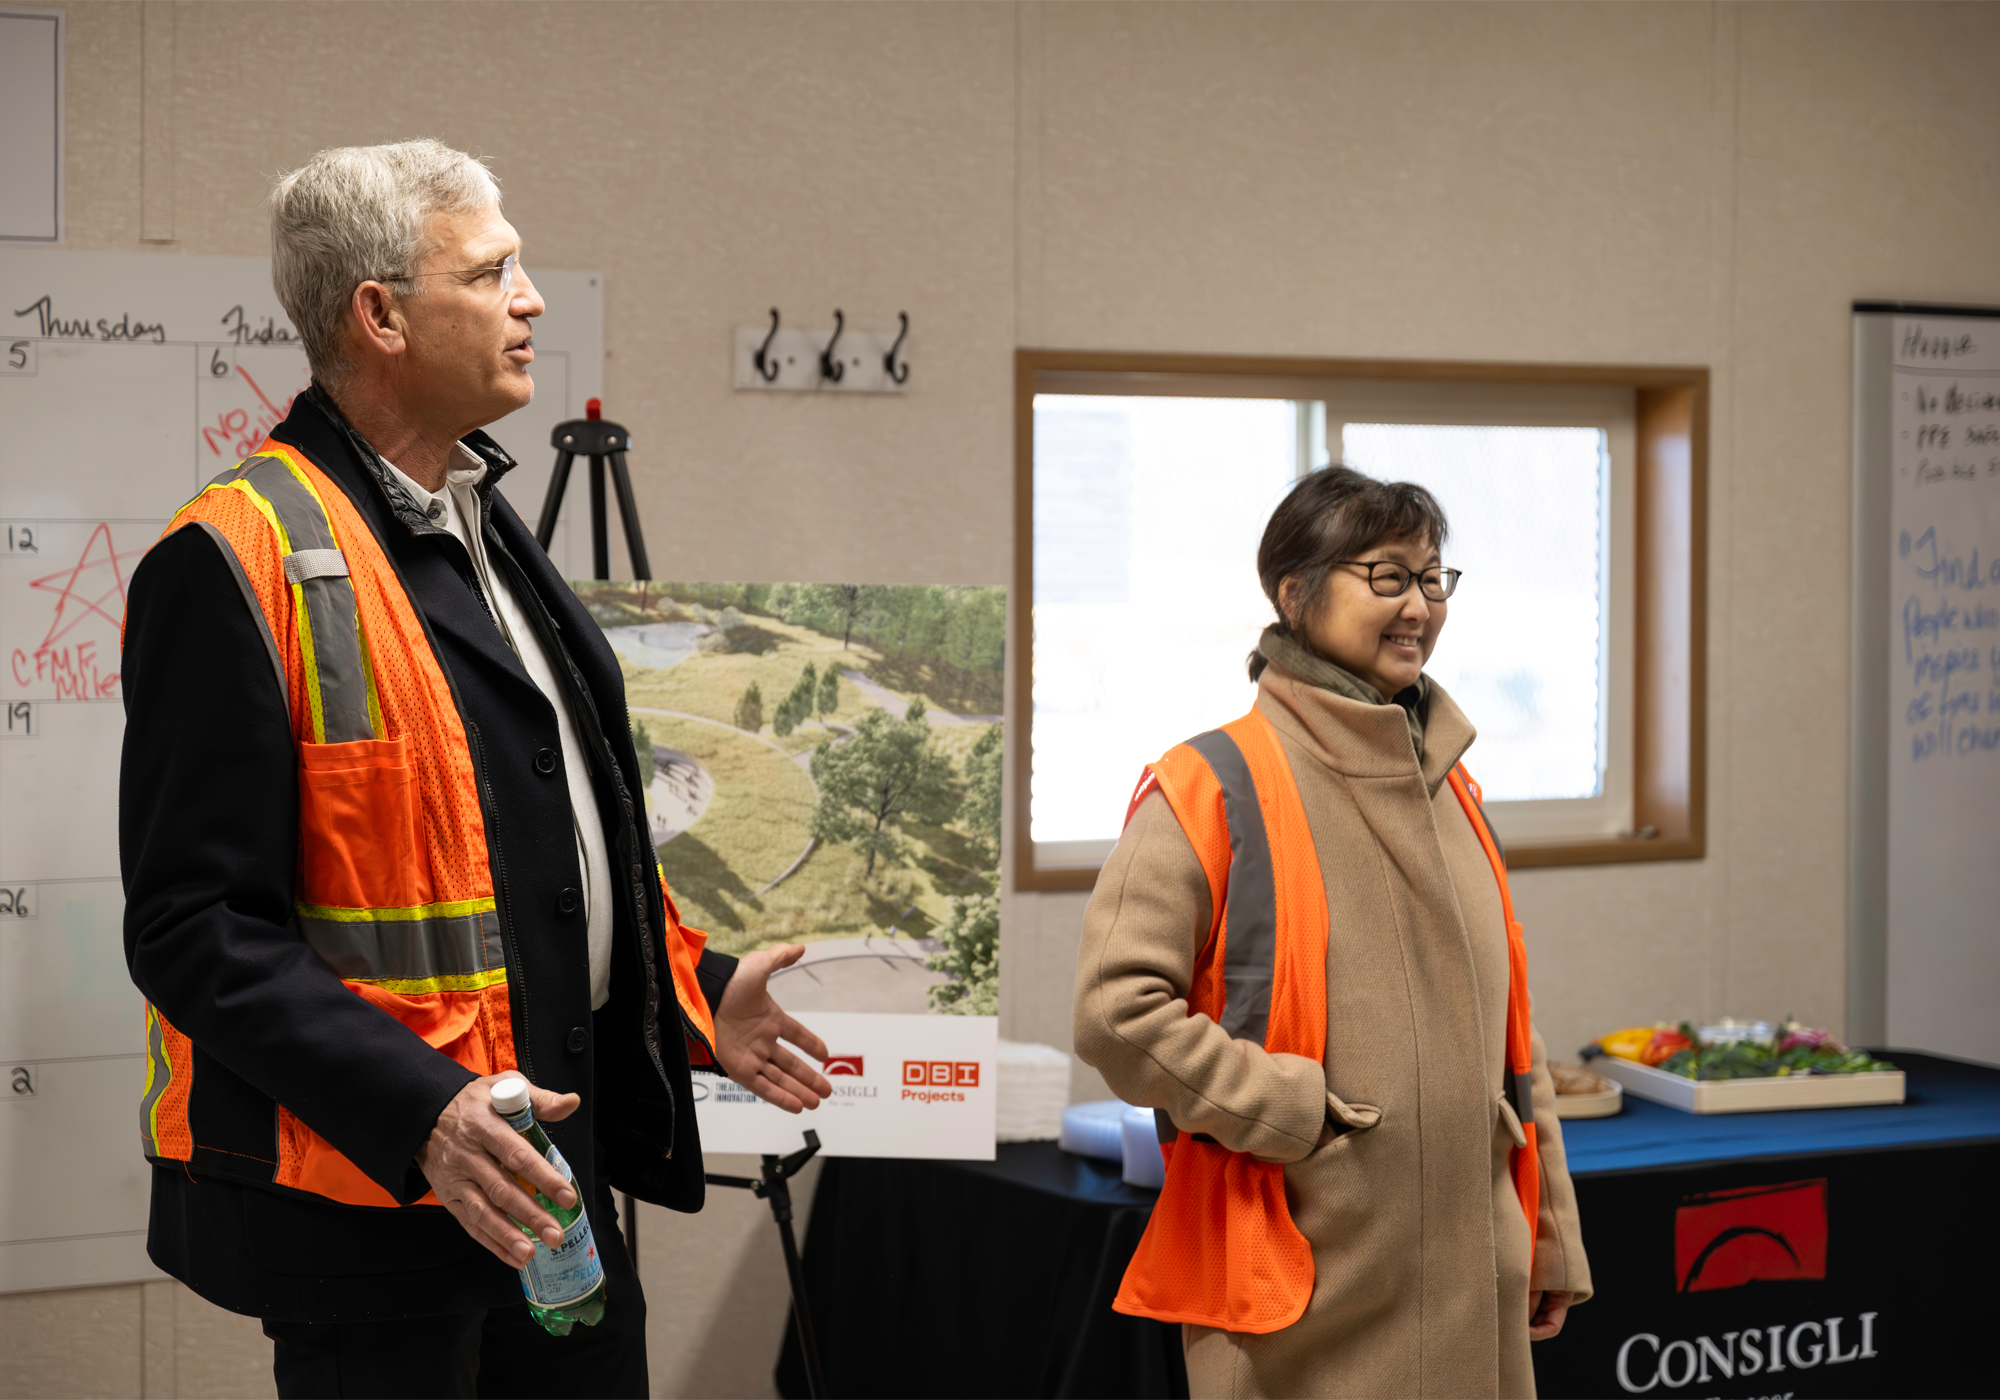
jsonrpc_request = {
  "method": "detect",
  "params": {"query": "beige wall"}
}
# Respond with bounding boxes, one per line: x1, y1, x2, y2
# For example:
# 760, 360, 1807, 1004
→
0, 1157, 816, 1399
13, 2, 2000, 1396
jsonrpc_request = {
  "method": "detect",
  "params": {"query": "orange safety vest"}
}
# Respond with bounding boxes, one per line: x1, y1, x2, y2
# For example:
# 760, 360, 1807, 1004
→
1110, 707, 1540, 1335
137, 438, 717, 1207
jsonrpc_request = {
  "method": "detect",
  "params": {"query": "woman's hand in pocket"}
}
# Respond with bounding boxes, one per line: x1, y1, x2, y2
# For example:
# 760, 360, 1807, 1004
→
1529, 1289, 1572, 1341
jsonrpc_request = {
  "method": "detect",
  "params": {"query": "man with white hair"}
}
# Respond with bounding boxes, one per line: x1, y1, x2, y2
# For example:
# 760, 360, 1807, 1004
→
120, 139, 830, 1397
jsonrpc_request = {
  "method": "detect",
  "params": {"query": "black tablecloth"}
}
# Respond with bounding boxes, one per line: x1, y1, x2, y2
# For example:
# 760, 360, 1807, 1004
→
1532, 1051, 2000, 1398
777, 1052, 2000, 1399
775, 1143, 1187, 1399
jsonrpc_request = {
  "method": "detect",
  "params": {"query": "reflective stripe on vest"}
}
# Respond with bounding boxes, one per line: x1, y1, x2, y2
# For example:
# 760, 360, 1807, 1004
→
1112, 708, 1326, 1335
140, 438, 512, 1205
138, 1003, 193, 1162
1111, 708, 1541, 1335
199, 451, 382, 744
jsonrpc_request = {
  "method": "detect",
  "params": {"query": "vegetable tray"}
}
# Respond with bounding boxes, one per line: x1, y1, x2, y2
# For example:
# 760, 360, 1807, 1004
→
1592, 1057, 1906, 1115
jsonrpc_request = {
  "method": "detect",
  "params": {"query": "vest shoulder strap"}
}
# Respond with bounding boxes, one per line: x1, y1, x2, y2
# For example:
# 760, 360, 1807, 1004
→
1138, 709, 1327, 1061
168, 442, 381, 745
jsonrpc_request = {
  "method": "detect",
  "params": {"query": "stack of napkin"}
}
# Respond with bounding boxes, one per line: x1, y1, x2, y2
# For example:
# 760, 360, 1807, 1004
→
995, 1040, 1072, 1142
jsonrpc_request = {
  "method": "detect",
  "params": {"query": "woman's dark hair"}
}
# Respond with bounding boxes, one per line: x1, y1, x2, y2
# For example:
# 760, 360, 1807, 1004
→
1247, 466, 1450, 680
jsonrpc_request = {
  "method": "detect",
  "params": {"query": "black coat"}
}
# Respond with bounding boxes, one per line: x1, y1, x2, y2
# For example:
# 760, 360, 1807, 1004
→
121, 388, 734, 1321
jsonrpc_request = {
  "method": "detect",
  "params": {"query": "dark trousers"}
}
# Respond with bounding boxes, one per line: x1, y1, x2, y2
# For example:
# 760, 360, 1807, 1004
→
262, 1189, 646, 1399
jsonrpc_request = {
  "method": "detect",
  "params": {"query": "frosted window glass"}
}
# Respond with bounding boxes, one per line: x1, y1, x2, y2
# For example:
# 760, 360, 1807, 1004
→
1032, 396, 1296, 844
1343, 424, 1608, 801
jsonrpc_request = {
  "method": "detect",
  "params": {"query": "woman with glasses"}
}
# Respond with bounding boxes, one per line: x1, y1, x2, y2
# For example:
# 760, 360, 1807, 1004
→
1073, 466, 1591, 1399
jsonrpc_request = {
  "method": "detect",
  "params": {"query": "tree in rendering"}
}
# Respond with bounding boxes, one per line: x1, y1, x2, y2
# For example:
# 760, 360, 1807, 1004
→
927, 894, 999, 1016
961, 725, 1002, 866
810, 700, 955, 877
773, 664, 817, 738
732, 681, 764, 733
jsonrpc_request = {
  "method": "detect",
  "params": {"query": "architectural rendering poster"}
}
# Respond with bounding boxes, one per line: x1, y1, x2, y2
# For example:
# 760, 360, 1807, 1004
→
575, 580, 1005, 1158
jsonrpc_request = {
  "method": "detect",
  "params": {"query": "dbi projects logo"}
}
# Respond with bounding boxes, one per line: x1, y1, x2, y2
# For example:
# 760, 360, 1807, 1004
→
902, 1060, 979, 1103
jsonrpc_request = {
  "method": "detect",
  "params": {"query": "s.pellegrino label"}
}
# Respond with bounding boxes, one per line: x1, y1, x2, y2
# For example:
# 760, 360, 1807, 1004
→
498, 1105, 604, 1308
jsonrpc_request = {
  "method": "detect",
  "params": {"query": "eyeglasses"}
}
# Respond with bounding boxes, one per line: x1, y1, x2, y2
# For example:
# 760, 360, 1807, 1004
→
1333, 559, 1463, 601
379, 253, 518, 299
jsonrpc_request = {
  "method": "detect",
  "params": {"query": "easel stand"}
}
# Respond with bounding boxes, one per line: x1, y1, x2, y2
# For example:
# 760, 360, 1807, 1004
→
535, 398, 652, 579
706, 1131, 828, 1400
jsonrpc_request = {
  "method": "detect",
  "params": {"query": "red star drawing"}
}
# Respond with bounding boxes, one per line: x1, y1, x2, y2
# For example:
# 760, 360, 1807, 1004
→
30, 523, 148, 650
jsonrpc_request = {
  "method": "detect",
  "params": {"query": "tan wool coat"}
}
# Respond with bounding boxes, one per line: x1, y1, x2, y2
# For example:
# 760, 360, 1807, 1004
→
1073, 663, 1592, 1400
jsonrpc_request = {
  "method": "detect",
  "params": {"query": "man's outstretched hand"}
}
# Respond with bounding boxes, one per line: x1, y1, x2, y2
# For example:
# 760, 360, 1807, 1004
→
715, 943, 832, 1112
417, 1075, 580, 1269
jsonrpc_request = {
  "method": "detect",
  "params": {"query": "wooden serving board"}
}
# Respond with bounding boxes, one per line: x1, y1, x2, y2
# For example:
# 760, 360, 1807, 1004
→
1593, 1057, 1906, 1114
1554, 1084, 1623, 1119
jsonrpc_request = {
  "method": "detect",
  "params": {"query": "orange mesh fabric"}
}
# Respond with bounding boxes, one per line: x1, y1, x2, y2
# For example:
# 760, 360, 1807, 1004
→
164, 481, 315, 729
659, 877, 717, 1055
140, 1007, 195, 1161
295, 735, 430, 909
1113, 708, 1325, 1334
1448, 764, 1541, 1259
159, 441, 514, 1206
1223, 709, 1328, 1066
260, 443, 492, 906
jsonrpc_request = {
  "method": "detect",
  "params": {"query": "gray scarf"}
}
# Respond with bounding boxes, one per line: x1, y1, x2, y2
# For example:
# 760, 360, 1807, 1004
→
1257, 625, 1429, 762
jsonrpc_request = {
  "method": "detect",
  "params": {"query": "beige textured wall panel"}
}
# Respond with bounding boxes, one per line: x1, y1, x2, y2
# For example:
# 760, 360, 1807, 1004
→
636, 1157, 822, 1399
152, 0, 1020, 589
0, 1283, 139, 1399
1724, 3, 2000, 1032
1508, 864, 1717, 1068
60, 2, 145, 250
24, 0, 2000, 1389
1035, 2, 1717, 363
141, 1281, 273, 1399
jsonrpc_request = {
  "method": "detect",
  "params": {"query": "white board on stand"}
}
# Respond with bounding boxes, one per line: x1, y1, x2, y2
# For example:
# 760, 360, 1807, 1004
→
0, 248, 600, 1293
1851, 304, 2000, 1066
693, 1012, 996, 1159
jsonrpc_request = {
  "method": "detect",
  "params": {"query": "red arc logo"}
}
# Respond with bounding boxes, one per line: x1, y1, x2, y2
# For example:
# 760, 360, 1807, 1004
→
1675, 1179, 1828, 1292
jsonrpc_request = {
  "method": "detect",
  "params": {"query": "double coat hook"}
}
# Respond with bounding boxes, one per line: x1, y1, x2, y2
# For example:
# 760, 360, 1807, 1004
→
819, 310, 846, 383
884, 312, 910, 385
753, 308, 782, 383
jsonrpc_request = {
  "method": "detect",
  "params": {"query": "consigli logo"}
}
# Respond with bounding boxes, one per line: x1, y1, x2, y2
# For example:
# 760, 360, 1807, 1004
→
1615, 1314, 1878, 1393
824, 1055, 864, 1076
1676, 1179, 1826, 1293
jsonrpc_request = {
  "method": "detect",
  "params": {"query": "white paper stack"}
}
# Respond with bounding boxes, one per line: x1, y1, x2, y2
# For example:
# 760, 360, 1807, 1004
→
996, 1040, 1072, 1142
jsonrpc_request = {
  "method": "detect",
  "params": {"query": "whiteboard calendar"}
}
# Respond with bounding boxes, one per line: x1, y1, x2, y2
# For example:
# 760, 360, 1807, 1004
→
0, 248, 601, 1292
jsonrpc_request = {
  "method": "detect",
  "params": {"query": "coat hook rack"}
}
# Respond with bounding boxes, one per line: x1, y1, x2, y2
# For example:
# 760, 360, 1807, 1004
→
733, 309, 908, 394
819, 310, 846, 383
753, 308, 782, 383
884, 312, 910, 385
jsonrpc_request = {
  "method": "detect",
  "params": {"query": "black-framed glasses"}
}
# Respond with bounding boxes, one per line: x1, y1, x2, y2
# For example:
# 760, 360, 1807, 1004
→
378, 253, 518, 298
1334, 559, 1462, 601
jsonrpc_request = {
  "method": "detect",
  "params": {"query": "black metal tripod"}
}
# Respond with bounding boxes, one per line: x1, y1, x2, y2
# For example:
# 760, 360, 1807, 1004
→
705, 1130, 829, 1399
534, 398, 651, 579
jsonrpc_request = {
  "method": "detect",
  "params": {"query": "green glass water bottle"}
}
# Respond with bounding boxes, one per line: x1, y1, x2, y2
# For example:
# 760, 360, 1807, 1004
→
490, 1076, 607, 1335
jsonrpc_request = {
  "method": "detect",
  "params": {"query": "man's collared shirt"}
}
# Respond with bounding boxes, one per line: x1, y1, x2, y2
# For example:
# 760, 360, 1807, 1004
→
383, 448, 614, 1011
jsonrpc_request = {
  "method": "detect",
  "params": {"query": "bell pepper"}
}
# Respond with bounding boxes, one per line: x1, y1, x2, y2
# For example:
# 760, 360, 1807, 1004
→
1642, 1028, 1695, 1067
1596, 1027, 1656, 1063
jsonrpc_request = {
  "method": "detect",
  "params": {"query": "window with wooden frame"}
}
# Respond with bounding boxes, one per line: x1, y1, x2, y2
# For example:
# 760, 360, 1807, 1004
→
1012, 351, 1706, 891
